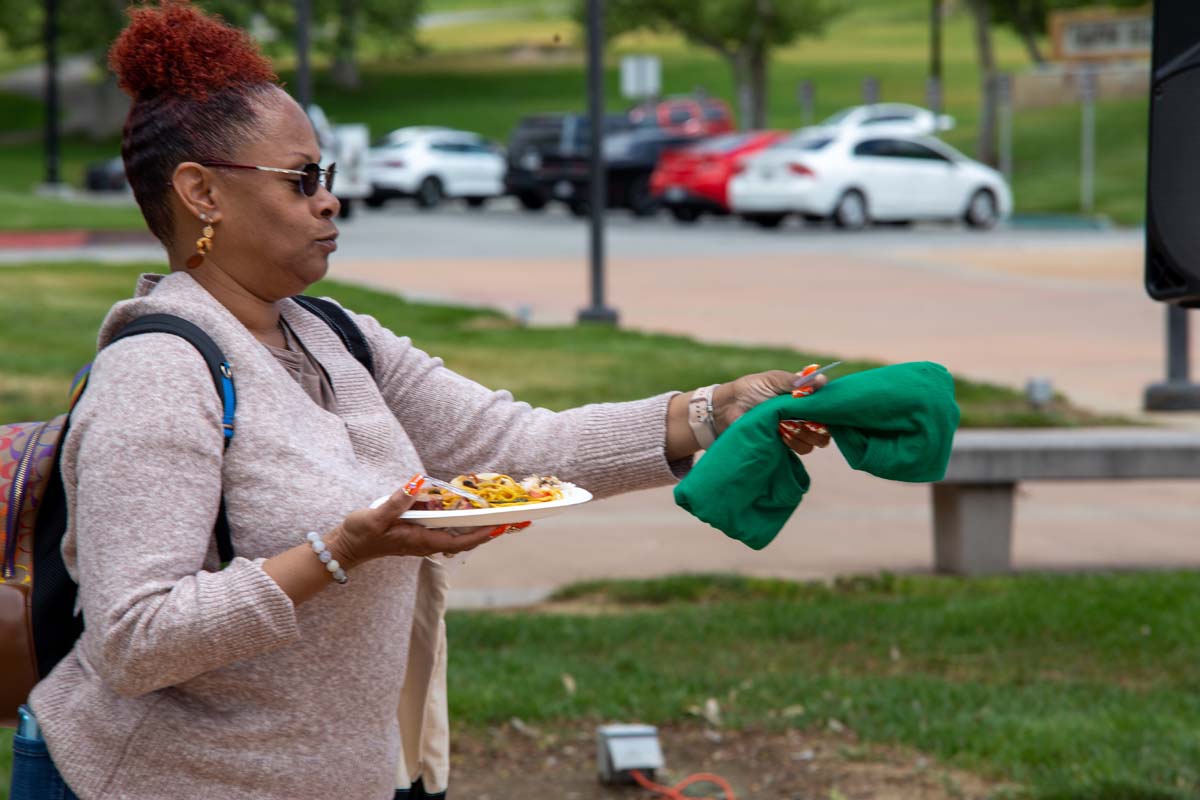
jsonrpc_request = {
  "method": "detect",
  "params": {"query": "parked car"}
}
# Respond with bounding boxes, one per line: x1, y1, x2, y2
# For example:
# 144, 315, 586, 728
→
544, 123, 702, 216
503, 113, 635, 211
308, 104, 370, 219
366, 128, 505, 210
815, 103, 955, 137
649, 130, 787, 223
628, 95, 736, 137
84, 156, 127, 192
728, 129, 1010, 230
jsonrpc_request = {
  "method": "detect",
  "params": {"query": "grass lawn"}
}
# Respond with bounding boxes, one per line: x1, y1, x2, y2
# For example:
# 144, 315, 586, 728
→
0, 261, 1123, 428
441, 571, 1200, 799
3, 571, 1196, 798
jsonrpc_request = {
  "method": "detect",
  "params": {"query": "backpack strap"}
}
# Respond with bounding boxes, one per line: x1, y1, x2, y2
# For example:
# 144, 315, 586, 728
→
293, 295, 375, 378
102, 302, 373, 568
108, 314, 238, 566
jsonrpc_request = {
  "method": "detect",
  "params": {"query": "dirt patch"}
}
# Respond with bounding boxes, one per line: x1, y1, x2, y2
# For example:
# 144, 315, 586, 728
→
449, 720, 1009, 799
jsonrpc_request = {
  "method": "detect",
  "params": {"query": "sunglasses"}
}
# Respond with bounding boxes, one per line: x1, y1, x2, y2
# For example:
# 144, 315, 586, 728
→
201, 160, 336, 197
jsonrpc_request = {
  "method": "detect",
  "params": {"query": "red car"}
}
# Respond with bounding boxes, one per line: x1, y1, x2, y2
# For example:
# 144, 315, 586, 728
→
650, 130, 786, 223
629, 96, 736, 137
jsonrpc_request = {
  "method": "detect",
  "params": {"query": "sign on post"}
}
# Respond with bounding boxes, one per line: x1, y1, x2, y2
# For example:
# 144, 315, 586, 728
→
1050, 8, 1151, 63
620, 55, 661, 100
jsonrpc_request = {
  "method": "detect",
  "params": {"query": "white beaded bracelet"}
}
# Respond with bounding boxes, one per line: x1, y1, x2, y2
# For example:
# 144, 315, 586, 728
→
305, 531, 348, 584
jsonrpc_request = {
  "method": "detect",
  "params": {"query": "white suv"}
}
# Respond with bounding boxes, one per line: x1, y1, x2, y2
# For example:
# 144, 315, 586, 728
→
365, 129, 505, 210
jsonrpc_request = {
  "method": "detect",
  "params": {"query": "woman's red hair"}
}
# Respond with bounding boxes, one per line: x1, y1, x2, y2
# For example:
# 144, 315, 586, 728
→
107, 0, 283, 245
108, 0, 277, 102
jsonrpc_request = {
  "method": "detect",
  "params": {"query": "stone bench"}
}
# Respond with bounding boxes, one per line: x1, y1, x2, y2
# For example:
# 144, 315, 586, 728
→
933, 429, 1200, 575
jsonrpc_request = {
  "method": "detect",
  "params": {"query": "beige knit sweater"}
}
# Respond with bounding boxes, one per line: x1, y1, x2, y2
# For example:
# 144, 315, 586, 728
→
30, 271, 686, 799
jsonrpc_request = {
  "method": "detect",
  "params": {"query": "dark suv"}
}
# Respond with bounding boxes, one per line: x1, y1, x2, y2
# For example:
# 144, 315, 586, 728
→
505, 112, 703, 216
504, 113, 632, 212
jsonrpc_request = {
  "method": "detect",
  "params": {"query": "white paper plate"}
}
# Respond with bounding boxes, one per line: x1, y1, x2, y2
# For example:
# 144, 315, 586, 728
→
369, 485, 593, 529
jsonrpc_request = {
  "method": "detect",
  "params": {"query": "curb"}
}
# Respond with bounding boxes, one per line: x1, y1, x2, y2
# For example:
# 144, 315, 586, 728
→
0, 229, 156, 250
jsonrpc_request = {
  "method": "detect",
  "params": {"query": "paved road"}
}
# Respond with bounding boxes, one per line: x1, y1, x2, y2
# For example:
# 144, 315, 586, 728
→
7, 204, 1199, 604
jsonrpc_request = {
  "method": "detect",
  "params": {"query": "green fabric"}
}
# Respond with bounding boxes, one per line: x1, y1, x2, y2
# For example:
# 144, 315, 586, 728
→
674, 362, 960, 550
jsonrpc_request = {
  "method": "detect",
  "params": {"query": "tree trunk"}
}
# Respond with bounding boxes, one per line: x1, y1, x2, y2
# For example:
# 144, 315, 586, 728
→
967, 0, 998, 167
331, 0, 361, 91
1010, 0, 1046, 66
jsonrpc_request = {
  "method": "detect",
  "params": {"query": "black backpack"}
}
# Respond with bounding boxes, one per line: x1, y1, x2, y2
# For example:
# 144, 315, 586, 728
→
0, 295, 373, 725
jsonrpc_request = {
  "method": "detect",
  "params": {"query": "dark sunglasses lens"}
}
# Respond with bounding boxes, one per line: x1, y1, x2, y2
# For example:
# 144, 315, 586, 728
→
301, 164, 320, 196
325, 164, 336, 193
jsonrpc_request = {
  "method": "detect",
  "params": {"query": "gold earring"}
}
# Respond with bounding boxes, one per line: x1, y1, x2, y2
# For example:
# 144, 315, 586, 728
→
186, 215, 215, 269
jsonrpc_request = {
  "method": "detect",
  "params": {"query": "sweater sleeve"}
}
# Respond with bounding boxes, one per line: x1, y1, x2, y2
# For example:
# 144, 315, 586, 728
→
67, 335, 300, 698
347, 309, 691, 498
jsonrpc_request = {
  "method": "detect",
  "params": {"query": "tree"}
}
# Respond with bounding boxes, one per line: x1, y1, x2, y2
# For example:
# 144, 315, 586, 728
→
255, 0, 424, 90
0, 0, 423, 94
991, 0, 1147, 67
573, 0, 841, 129
969, 0, 1150, 166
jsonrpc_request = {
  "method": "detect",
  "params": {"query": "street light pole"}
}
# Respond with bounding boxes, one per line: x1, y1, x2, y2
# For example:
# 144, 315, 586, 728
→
577, 0, 618, 325
927, 0, 943, 114
296, 0, 312, 110
43, 0, 61, 186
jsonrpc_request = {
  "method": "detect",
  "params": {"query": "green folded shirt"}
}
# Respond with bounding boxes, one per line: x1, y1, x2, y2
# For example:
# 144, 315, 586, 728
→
674, 361, 960, 550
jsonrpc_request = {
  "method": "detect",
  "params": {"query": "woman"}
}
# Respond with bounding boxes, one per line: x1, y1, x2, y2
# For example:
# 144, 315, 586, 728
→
14, 2, 830, 798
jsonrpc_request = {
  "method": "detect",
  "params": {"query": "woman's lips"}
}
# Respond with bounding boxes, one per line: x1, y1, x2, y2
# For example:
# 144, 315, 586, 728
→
315, 236, 338, 253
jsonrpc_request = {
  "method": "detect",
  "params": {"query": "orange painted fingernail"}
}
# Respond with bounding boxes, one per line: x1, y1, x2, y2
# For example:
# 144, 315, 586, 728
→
488, 525, 509, 538
792, 387, 814, 398
512, 521, 532, 530
404, 474, 426, 495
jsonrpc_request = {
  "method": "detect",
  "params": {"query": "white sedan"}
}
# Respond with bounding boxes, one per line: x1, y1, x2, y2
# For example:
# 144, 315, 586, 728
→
728, 130, 1011, 230
366, 130, 505, 210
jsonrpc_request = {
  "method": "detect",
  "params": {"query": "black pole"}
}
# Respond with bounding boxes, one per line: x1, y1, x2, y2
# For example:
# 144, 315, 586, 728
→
296, 0, 312, 109
43, 0, 61, 185
577, 0, 618, 325
929, 0, 943, 114
1144, 306, 1200, 410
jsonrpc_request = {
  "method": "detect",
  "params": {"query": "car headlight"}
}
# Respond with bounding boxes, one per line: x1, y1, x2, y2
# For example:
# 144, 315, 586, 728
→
520, 152, 541, 170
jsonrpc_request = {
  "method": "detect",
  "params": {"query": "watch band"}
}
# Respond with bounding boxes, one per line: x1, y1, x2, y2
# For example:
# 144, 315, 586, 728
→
687, 384, 721, 449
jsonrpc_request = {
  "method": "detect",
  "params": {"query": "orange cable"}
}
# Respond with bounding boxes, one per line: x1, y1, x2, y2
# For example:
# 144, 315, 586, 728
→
630, 768, 738, 800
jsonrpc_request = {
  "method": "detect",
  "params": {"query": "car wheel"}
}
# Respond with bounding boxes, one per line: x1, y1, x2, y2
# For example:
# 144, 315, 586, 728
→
626, 174, 660, 217
415, 177, 444, 210
743, 212, 787, 229
670, 206, 702, 224
337, 198, 354, 219
465, 196, 488, 210
964, 188, 999, 230
832, 190, 869, 230
364, 192, 386, 209
517, 192, 547, 211
567, 198, 590, 217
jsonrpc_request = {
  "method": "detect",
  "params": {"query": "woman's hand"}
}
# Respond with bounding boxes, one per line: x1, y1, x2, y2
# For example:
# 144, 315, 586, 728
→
715, 365, 832, 457
327, 487, 495, 570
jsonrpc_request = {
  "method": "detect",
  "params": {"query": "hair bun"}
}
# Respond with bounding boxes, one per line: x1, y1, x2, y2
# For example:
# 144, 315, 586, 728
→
108, 0, 277, 102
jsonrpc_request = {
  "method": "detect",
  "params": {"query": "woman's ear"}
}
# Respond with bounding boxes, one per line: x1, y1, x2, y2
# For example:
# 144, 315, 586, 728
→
171, 162, 222, 224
